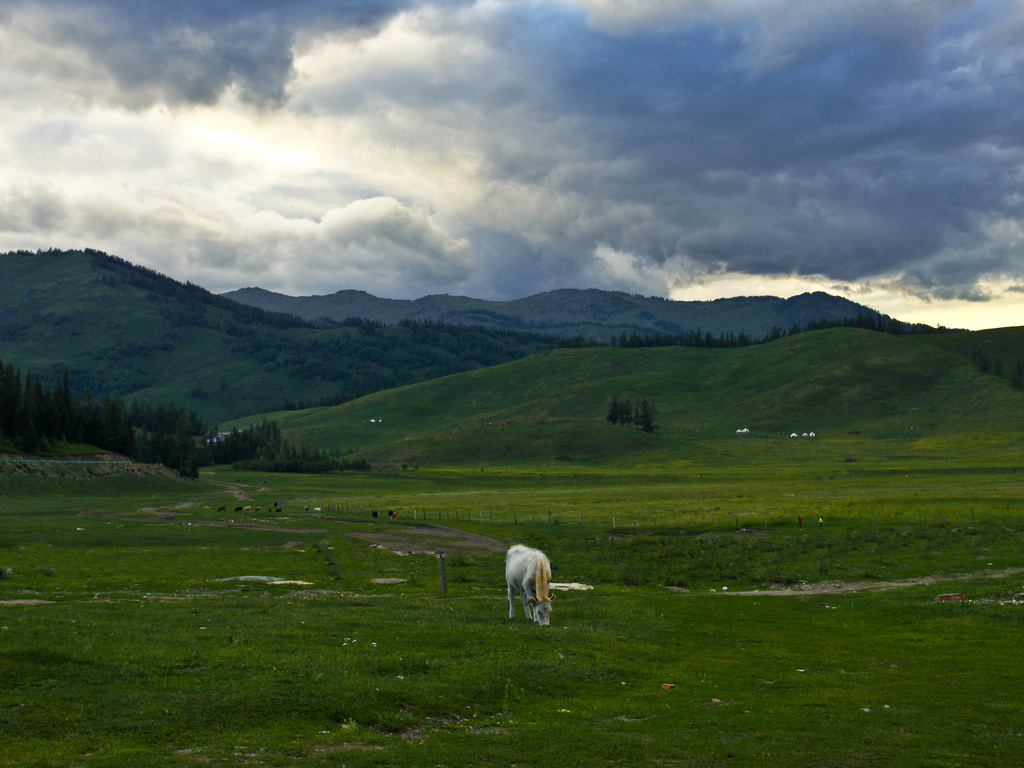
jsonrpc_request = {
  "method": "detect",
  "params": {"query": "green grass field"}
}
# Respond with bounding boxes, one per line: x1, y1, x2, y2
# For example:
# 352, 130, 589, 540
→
219, 327, 1024, 474
5, 325, 1024, 765
3, 434, 1023, 767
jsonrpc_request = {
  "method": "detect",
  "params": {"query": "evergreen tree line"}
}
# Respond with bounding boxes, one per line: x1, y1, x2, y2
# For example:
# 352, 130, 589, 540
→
230, 315, 553, 408
279, 391, 364, 412
558, 311, 940, 350
206, 420, 369, 474
130, 401, 206, 478
0, 362, 135, 456
972, 347, 1024, 390
86, 249, 309, 331
606, 395, 658, 432
86, 248, 554, 402
0, 362, 366, 476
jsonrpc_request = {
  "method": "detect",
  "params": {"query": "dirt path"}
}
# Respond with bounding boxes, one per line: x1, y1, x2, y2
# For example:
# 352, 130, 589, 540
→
345, 523, 511, 555
4, 564, 1021, 608
75, 506, 326, 534
75, 509, 505, 550
709, 566, 1024, 596
17, 508, 1022, 601
185, 520, 328, 534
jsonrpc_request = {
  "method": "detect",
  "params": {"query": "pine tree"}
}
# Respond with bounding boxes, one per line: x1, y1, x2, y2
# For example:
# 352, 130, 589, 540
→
638, 399, 657, 433
606, 395, 622, 425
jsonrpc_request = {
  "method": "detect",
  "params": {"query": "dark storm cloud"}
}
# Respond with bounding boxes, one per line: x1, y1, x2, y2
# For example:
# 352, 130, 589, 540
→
15, 0, 436, 107
425, 0, 1024, 298
3, 0, 1023, 316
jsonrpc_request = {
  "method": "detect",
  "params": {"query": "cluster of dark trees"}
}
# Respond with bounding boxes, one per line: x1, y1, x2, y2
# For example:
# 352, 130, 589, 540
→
206, 419, 368, 473
606, 395, 658, 433
91, 248, 553, 404
0, 362, 135, 456
91, 249, 309, 331
279, 391, 364, 412
971, 347, 1024, 390
0, 362, 365, 476
130, 402, 207, 478
229, 316, 552, 404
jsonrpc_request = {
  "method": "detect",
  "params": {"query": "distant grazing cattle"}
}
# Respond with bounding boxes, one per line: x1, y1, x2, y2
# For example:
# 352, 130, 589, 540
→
234, 506, 243, 512
388, 510, 397, 520
505, 544, 554, 626
372, 510, 378, 519
217, 506, 226, 512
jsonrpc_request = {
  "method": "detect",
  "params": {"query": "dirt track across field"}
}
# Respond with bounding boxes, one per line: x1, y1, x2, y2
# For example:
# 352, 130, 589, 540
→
345, 523, 511, 555
18, 507, 1024, 602
705, 566, 1024, 596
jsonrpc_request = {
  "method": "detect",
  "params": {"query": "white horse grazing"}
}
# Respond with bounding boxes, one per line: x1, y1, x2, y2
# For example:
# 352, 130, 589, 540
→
505, 544, 554, 626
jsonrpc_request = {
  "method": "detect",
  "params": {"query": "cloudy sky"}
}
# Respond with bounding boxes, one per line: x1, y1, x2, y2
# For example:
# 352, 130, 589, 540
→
2, 0, 1023, 329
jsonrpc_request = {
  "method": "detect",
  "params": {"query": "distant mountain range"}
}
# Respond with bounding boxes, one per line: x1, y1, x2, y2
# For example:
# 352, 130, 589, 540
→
0, 249, 551, 423
0, 248, 938, 426
221, 286, 916, 341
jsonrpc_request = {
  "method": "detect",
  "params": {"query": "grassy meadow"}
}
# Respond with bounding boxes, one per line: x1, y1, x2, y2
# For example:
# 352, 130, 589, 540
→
4, 327, 1024, 766
221, 327, 1024, 471
2, 438, 1024, 767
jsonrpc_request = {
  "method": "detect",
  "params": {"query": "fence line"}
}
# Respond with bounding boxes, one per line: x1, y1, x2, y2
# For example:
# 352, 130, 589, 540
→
288, 499, 1024, 533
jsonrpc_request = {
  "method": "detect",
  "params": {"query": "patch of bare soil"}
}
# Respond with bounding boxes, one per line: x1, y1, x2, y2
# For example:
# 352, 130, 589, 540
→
81, 511, 506, 547
79, 507, 327, 534
183, 520, 328, 534
711, 566, 1024, 596
346, 523, 510, 555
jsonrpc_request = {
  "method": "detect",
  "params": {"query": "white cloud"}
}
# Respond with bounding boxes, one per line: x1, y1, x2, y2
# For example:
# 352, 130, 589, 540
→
2, 0, 1024, 330
189, 124, 311, 167
0, 180, 68, 233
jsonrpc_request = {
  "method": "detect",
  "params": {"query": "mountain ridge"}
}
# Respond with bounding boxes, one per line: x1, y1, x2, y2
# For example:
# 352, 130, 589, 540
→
0, 249, 553, 423
3, 249, 1021, 470
221, 285, 912, 340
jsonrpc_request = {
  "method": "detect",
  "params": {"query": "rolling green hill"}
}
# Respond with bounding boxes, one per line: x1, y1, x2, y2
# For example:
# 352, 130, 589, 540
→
0, 249, 554, 424
3, 248, 1014, 469
223, 285, 915, 340
227, 326, 1024, 468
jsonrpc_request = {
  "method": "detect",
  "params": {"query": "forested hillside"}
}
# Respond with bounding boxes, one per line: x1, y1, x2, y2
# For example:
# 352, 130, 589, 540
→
3, 248, 936, 428
0, 359, 361, 476
0, 363, 134, 457
3, 247, 1018, 475
0, 249, 554, 423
